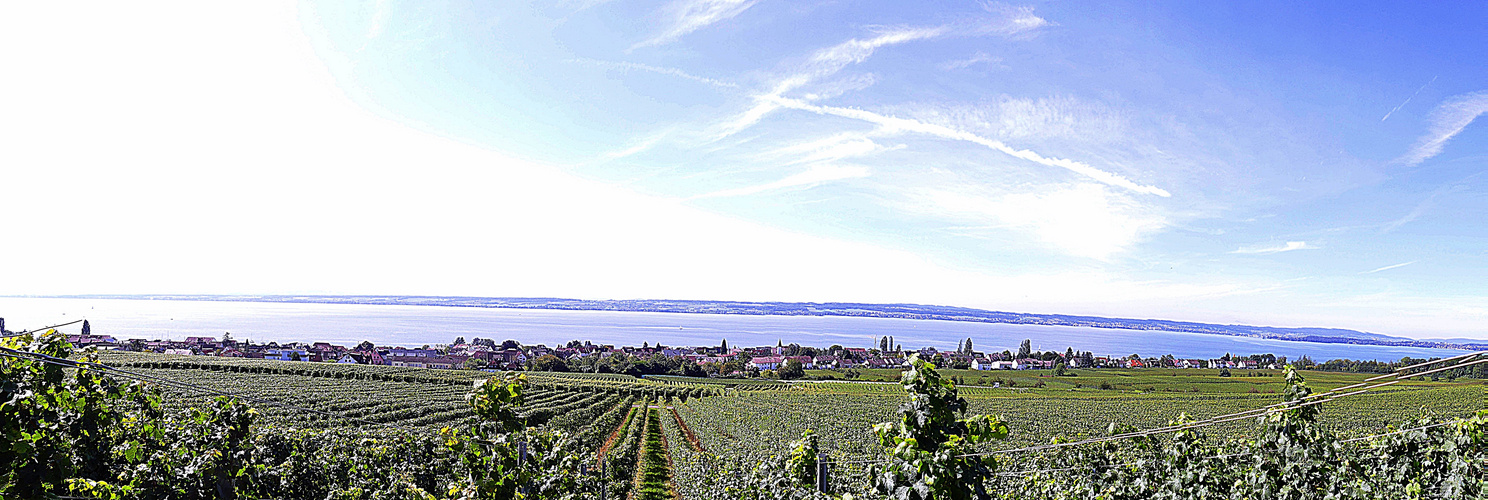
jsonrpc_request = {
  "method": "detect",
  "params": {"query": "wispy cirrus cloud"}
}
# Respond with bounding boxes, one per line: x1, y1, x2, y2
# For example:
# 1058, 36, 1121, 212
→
572, 58, 739, 89
912, 183, 1166, 260
771, 8, 1046, 97
767, 95, 1171, 197
632, 0, 756, 50
941, 51, 1002, 70
1361, 261, 1416, 274
1400, 90, 1488, 165
762, 132, 902, 165
693, 163, 870, 199
1232, 241, 1316, 255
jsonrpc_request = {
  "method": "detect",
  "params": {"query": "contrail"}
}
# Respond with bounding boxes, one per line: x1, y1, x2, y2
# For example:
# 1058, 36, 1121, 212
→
1382, 76, 1437, 122
1360, 261, 1416, 274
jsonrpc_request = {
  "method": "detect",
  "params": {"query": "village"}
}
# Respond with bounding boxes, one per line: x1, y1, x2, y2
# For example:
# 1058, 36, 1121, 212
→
46, 317, 1285, 375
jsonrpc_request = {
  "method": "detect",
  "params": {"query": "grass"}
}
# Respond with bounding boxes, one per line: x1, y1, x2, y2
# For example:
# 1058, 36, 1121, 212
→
635, 408, 676, 500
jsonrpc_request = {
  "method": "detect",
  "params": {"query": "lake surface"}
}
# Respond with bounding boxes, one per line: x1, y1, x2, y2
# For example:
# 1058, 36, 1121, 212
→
0, 297, 1469, 362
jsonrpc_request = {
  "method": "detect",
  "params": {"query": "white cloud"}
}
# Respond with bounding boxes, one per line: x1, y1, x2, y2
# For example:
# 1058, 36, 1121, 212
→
1361, 261, 1416, 274
915, 183, 1166, 259
366, 0, 392, 39
1232, 241, 1316, 255
763, 132, 900, 165
767, 96, 1172, 197
573, 58, 739, 89
693, 164, 871, 199
1400, 90, 1488, 165
899, 95, 1125, 142
632, 0, 756, 50
941, 51, 1002, 70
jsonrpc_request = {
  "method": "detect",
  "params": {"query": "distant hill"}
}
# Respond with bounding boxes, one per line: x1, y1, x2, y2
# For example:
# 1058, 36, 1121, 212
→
43, 294, 1488, 351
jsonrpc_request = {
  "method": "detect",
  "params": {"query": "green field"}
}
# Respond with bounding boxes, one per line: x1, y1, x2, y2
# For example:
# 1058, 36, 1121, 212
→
85, 351, 1486, 499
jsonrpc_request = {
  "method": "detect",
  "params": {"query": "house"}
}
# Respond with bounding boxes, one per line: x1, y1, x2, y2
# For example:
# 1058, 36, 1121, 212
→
183, 337, 216, 345
699, 356, 733, 365
358, 350, 386, 366
1176, 359, 1206, 369
387, 347, 438, 358
337, 353, 366, 364
424, 356, 466, 370
386, 355, 426, 368
66, 334, 118, 347
163, 348, 194, 356
749, 356, 784, 370
784, 355, 814, 368
1124, 358, 1147, 369
1015, 358, 1052, 370
812, 355, 841, 369
264, 348, 309, 362
972, 359, 1015, 370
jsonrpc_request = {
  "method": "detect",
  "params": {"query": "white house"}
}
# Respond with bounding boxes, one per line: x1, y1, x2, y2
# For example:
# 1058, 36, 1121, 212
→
749, 356, 784, 370
264, 348, 309, 361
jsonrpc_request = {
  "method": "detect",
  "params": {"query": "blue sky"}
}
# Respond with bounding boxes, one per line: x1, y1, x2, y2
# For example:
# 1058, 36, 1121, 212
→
2, 1, 1486, 338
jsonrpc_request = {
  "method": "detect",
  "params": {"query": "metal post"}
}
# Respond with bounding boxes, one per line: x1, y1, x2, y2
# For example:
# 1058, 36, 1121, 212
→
817, 455, 829, 493
518, 441, 529, 496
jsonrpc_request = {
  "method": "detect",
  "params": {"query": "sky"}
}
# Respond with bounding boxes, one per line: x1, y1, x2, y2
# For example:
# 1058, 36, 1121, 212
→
2, 1, 1487, 339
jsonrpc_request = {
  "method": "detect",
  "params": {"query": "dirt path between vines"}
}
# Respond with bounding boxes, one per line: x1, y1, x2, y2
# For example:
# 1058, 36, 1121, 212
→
669, 407, 704, 452
597, 406, 636, 462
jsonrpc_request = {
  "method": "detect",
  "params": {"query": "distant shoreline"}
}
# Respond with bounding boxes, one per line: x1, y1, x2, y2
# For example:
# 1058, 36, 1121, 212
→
17, 294, 1486, 351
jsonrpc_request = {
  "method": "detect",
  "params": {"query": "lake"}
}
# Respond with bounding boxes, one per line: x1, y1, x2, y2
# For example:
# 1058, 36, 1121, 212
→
0, 297, 1469, 362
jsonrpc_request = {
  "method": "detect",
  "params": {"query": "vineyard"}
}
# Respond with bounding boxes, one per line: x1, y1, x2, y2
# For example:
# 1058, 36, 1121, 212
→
4, 333, 1485, 499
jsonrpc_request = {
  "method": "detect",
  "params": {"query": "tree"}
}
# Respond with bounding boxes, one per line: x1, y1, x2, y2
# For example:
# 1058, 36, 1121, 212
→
464, 357, 488, 370
356, 340, 375, 351
721, 338, 728, 350
1018, 339, 1032, 359
1065, 347, 1074, 360
1054, 362, 1068, 376
221, 331, 232, 344
530, 355, 567, 372
958, 339, 965, 353
290, 351, 302, 362
453, 336, 466, 345
964, 337, 973, 354
500, 339, 521, 350
779, 359, 805, 380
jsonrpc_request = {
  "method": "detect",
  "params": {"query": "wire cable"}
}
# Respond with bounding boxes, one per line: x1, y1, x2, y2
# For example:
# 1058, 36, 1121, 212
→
957, 351, 1487, 457
990, 417, 1478, 477
1, 319, 85, 337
